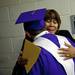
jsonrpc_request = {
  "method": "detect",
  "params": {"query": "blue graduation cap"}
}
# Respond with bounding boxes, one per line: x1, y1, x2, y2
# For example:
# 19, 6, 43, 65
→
16, 8, 47, 31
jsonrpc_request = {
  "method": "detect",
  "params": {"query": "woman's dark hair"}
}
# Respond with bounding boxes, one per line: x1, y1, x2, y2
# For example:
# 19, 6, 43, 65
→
44, 9, 61, 29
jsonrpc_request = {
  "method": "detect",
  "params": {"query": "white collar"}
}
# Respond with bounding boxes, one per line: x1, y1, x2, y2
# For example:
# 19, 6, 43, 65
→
34, 30, 49, 40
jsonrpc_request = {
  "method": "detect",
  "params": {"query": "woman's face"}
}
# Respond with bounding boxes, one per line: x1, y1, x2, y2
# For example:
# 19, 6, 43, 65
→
45, 19, 59, 34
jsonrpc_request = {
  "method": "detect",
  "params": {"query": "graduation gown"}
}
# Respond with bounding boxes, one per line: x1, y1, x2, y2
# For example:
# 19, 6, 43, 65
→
12, 31, 75, 75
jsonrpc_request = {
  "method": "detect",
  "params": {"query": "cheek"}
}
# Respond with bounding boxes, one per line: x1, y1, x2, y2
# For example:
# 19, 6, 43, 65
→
55, 24, 58, 29
45, 23, 50, 27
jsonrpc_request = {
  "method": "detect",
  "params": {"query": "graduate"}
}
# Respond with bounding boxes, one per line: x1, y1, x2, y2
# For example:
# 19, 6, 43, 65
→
12, 8, 75, 75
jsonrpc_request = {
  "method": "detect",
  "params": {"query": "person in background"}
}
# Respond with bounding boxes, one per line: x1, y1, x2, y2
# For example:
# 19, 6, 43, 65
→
44, 9, 61, 34
12, 8, 75, 75
44, 9, 75, 59
33, 9, 75, 75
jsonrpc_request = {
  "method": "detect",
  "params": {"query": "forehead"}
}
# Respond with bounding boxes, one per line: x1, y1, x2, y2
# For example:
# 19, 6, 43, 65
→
45, 19, 58, 22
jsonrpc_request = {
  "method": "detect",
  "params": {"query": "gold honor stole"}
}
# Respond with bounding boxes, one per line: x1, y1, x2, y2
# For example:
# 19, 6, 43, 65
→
22, 39, 41, 73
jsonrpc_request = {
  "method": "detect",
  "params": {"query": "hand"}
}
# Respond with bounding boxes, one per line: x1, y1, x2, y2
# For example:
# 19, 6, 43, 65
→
17, 51, 28, 67
58, 42, 75, 60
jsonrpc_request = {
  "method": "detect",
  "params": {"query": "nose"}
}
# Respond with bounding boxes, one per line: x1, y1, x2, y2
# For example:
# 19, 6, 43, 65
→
49, 21, 54, 26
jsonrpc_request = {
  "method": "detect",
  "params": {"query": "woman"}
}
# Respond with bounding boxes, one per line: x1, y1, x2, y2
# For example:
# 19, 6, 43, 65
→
44, 9, 75, 59
44, 9, 61, 34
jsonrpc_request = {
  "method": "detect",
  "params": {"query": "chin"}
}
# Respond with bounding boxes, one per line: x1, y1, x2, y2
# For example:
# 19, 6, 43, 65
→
48, 30, 55, 34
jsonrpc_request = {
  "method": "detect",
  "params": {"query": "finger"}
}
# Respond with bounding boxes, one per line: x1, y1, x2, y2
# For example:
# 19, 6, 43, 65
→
64, 42, 72, 48
58, 51, 68, 56
58, 50, 71, 56
58, 53, 71, 58
59, 48, 66, 50
63, 57, 71, 60
59, 53, 66, 57
58, 48, 68, 51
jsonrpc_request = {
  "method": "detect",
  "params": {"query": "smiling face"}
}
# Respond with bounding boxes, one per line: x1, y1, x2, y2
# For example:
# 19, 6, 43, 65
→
45, 19, 58, 34
44, 9, 61, 34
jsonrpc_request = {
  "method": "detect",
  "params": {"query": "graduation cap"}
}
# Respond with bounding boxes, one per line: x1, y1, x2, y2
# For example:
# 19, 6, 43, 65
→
16, 8, 47, 31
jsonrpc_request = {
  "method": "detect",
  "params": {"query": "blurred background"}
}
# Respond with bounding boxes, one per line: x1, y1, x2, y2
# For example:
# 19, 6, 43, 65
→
0, 0, 75, 75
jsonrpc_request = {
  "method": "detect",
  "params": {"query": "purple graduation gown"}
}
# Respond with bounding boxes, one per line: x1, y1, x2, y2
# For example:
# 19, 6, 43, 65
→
28, 33, 75, 75
12, 32, 75, 75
